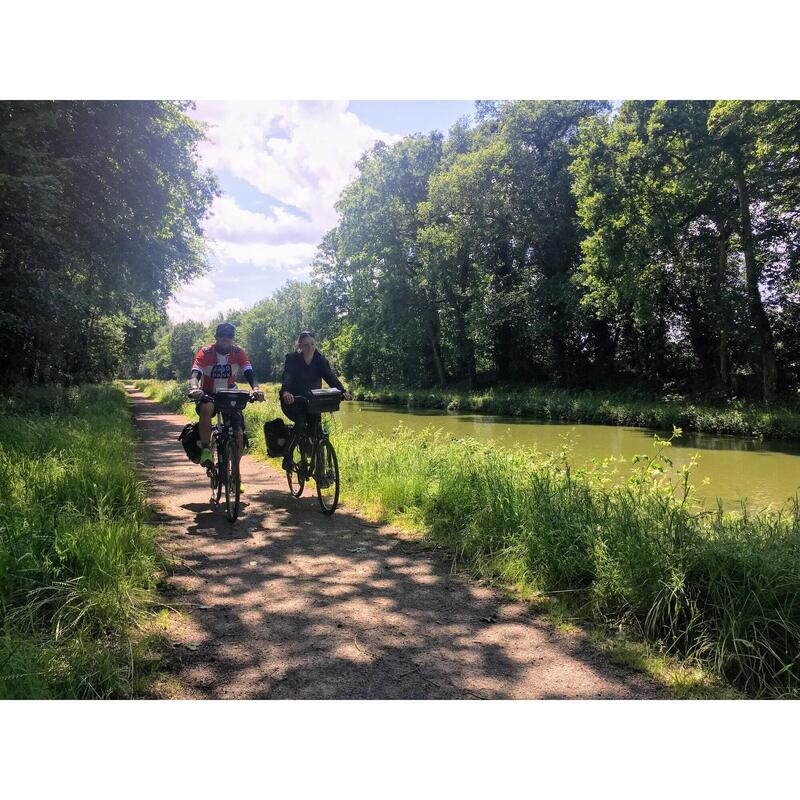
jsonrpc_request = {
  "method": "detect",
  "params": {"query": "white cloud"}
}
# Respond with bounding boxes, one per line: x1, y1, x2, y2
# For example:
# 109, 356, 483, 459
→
167, 275, 246, 323
205, 240, 319, 272
193, 101, 399, 232
167, 102, 399, 322
205, 196, 320, 246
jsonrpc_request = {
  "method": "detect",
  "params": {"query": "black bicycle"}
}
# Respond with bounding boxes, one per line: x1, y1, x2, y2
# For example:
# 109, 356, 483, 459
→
196, 389, 260, 522
284, 390, 342, 515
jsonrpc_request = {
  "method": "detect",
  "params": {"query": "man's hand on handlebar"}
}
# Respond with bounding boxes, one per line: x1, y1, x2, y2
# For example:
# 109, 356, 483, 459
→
343, 391, 352, 401
252, 388, 265, 402
188, 387, 204, 401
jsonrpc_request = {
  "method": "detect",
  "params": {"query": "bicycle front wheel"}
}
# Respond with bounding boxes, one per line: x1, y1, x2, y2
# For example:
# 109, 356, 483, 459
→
224, 435, 241, 522
315, 439, 339, 515
209, 433, 222, 507
286, 439, 305, 498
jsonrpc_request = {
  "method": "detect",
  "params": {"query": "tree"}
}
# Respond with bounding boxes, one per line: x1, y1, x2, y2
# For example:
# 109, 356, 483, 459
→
315, 134, 447, 386
574, 102, 736, 393
0, 101, 217, 384
420, 101, 610, 385
708, 101, 800, 401
168, 321, 206, 379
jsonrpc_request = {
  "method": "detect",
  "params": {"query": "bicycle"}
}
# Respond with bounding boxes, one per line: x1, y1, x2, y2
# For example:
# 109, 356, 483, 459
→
284, 389, 342, 515
194, 389, 260, 522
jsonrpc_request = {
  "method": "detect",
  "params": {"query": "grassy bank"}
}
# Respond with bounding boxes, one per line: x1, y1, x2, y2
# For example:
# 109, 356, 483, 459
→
0, 384, 161, 698
135, 380, 800, 697
350, 384, 800, 441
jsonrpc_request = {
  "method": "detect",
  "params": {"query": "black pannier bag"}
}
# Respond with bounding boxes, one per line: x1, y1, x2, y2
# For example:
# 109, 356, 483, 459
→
264, 418, 291, 457
178, 422, 202, 463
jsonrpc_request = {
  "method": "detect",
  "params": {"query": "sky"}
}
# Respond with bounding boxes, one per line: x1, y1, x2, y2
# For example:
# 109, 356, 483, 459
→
168, 100, 477, 322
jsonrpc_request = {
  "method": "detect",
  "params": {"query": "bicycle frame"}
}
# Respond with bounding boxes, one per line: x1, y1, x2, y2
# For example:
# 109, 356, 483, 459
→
197, 389, 258, 521
288, 399, 328, 475
284, 394, 341, 514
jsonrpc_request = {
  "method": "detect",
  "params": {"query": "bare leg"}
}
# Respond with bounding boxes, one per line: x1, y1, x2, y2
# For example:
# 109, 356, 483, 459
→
198, 400, 214, 445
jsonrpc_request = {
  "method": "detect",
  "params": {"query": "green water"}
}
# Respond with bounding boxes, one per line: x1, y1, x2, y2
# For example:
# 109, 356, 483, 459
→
333, 402, 800, 511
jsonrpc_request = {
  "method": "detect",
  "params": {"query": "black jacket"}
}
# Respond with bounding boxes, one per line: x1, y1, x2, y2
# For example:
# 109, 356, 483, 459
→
279, 351, 344, 397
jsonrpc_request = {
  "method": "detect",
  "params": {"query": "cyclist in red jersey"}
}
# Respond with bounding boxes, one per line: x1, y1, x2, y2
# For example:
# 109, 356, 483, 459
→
188, 322, 264, 466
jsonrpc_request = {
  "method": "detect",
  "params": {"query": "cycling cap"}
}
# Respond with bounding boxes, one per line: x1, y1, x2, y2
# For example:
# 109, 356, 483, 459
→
215, 323, 236, 338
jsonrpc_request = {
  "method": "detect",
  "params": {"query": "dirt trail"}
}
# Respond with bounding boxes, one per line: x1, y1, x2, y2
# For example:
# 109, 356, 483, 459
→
127, 387, 662, 699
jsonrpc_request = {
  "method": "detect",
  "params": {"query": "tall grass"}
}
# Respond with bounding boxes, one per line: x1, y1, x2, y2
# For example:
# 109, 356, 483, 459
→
135, 380, 800, 696
0, 384, 160, 698
350, 384, 800, 441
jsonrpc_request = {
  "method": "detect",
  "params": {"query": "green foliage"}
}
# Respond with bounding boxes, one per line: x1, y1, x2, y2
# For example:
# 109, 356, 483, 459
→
0, 101, 217, 385
167, 321, 207, 380
131, 100, 800, 404
316, 133, 448, 386
132, 281, 328, 384
0, 384, 160, 698
572, 100, 800, 400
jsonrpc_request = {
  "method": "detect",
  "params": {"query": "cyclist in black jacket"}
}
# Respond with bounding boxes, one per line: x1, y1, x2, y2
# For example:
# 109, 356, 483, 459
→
280, 331, 351, 470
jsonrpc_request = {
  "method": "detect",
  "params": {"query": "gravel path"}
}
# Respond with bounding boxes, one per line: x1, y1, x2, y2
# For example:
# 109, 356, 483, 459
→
127, 387, 662, 699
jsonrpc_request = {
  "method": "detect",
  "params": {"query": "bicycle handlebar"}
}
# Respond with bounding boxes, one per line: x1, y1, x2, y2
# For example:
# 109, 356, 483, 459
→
188, 390, 263, 404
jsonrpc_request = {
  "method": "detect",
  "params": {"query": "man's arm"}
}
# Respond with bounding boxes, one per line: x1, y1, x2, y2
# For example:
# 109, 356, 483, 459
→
243, 368, 258, 390
188, 368, 204, 398
235, 350, 262, 398
189, 347, 206, 398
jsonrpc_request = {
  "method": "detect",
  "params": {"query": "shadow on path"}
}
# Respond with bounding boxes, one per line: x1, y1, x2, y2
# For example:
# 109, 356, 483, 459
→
127, 386, 663, 700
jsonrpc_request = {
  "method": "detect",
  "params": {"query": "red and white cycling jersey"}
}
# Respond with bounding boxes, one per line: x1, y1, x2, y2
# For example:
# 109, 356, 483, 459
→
192, 344, 253, 393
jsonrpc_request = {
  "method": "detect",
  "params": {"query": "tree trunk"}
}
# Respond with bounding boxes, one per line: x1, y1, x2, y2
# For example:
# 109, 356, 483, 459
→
733, 161, 777, 402
444, 278, 476, 389
422, 312, 447, 388
589, 317, 616, 384
715, 230, 731, 392
493, 239, 516, 382
685, 286, 718, 389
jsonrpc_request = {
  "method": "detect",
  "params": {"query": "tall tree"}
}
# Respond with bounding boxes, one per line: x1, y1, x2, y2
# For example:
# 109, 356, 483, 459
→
572, 101, 755, 393
316, 134, 447, 386
708, 101, 800, 401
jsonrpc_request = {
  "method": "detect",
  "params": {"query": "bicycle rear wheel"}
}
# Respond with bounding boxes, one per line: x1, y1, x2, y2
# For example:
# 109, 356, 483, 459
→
224, 435, 241, 522
315, 439, 339, 515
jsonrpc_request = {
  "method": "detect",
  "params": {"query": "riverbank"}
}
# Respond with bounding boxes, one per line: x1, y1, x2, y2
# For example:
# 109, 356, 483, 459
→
0, 384, 162, 698
350, 384, 800, 441
134, 380, 800, 697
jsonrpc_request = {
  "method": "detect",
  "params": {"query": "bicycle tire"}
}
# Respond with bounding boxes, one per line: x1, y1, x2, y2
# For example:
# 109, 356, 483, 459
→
224, 435, 241, 522
209, 431, 222, 507
315, 439, 340, 515
286, 439, 305, 498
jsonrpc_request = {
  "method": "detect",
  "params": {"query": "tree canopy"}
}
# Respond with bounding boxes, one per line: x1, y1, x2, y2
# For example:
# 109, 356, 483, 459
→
24, 99, 796, 403
0, 101, 217, 384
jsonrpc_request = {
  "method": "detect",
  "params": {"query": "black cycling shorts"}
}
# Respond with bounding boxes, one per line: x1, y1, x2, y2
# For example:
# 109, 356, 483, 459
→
196, 394, 244, 429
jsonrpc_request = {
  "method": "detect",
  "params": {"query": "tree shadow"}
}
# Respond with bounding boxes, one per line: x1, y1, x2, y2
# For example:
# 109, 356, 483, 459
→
129, 388, 664, 700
